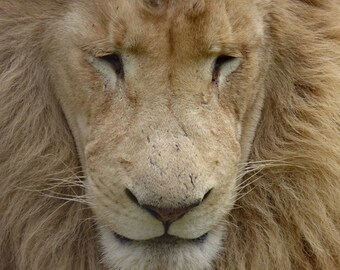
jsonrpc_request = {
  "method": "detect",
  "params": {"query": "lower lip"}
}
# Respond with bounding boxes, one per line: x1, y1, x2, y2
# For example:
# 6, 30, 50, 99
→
113, 232, 209, 244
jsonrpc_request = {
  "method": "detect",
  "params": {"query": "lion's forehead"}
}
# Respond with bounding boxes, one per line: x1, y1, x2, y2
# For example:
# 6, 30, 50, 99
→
74, 0, 262, 57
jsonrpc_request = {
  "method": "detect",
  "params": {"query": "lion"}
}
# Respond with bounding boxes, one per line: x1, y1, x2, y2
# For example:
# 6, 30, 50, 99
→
0, 0, 339, 269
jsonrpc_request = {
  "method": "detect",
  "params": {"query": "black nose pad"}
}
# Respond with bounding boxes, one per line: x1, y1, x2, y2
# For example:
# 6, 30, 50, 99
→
125, 188, 213, 224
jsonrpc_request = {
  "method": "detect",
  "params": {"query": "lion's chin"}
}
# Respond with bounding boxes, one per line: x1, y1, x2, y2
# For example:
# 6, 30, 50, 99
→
98, 226, 224, 270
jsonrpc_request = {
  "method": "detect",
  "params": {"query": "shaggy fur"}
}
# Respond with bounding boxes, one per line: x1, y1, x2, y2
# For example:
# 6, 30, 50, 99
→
0, 0, 339, 269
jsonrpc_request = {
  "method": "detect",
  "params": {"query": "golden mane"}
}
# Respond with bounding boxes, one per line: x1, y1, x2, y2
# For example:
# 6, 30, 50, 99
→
0, 0, 339, 269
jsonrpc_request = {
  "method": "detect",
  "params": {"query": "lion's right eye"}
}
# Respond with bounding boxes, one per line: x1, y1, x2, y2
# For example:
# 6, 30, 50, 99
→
212, 55, 240, 83
100, 54, 124, 78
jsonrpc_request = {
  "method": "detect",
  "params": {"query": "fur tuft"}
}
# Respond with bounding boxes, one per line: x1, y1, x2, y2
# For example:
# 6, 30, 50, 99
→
217, 1, 340, 269
0, 2, 101, 269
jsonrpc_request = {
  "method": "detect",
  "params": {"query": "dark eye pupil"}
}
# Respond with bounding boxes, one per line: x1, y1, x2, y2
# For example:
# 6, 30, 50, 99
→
212, 55, 235, 82
101, 54, 124, 78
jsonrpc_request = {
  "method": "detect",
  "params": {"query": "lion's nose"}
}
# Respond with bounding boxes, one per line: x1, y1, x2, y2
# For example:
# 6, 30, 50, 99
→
125, 188, 212, 224
142, 204, 199, 223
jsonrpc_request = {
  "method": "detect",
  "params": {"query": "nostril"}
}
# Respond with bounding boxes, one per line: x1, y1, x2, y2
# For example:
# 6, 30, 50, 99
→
125, 188, 140, 206
202, 189, 213, 202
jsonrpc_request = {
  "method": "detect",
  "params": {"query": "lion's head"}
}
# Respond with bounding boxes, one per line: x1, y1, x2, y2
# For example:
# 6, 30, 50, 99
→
0, 0, 339, 269
47, 0, 267, 268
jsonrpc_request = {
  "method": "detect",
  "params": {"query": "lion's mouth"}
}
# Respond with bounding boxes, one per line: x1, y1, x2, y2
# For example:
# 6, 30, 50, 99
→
113, 231, 209, 245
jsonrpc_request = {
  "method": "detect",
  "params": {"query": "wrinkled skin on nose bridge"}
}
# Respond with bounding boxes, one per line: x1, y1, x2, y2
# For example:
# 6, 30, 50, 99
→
123, 118, 211, 207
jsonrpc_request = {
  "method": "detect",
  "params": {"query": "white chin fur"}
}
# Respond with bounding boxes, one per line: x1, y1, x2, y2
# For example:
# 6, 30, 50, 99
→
98, 226, 224, 270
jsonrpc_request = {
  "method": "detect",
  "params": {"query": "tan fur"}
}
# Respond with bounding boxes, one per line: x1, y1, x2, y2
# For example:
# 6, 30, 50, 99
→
0, 0, 339, 269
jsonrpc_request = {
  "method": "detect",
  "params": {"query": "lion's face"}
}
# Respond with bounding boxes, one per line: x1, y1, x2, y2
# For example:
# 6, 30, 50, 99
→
48, 0, 267, 269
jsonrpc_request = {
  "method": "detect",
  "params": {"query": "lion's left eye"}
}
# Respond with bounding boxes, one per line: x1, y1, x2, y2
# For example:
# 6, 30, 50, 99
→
212, 55, 240, 83
100, 54, 124, 78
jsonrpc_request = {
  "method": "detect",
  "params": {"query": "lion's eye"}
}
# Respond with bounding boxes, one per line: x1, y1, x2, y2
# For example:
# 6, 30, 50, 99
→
212, 55, 239, 83
100, 54, 124, 78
